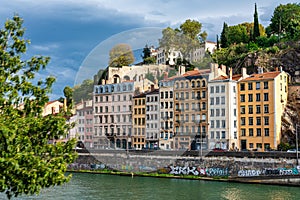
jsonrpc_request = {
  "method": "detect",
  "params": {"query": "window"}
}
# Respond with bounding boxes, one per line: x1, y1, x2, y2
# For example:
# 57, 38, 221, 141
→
160, 92, 164, 99
210, 97, 215, 105
249, 117, 253, 125
202, 91, 206, 98
221, 96, 225, 104
210, 120, 214, 128
165, 91, 169, 98
248, 94, 253, 102
264, 105, 269, 113
240, 94, 245, 102
264, 116, 269, 125
256, 105, 261, 114
241, 117, 246, 125
264, 128, 270, 136
256, 93, 261, 102
264, 93, 269, 101
210, 86, 214, 93
248, 105, 253, 114
240, 83, 245, 91
210, 109, 214, 117
256, 82, 260, 90
249, 128, 254, 136
216, 120, 220, 128
221, 131, 226, 139
248, 83, 253, 90
256, 128, 261, 136
221, 109, 225, 116
216, 86, 220, 93
221, 86, 225, 93
256, 117, 261, 125
211, 131, 214, 139
216, 131, 220, 139
249, 143, 254, 148
216, 109, 220, 116
202, 102, 206, 110
241, 129, 246, 136
222, 120, 225, 128
240, 106, 245, 114
264, 81, 268, 89
216, 97, 220, 105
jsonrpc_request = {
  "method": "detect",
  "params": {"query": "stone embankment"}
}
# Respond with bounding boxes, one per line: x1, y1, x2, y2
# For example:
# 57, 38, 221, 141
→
69, 149, 300, 186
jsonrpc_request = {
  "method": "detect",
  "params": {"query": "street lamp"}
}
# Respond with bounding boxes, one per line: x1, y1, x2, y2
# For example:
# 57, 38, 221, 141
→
296, 125, 299, 165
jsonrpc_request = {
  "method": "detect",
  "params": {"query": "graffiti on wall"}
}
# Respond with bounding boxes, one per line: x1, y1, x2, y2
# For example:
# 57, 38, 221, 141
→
169, 166, 229, 177
238, 168, 299, 177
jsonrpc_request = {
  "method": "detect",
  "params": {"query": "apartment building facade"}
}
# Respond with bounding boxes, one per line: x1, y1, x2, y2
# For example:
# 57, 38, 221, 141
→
237, 68, 289, 151
208, 70, 239, 150
145, 89, 160, 149
132, 93, 146, 150
159, 78, 175, 150
93, 81, 134, 149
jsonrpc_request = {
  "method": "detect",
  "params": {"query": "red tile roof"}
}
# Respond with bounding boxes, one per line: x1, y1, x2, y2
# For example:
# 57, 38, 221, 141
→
240, 71, 281, 82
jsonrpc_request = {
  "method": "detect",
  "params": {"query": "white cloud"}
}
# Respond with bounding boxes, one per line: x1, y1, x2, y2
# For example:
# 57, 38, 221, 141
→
31, 43, 60, 52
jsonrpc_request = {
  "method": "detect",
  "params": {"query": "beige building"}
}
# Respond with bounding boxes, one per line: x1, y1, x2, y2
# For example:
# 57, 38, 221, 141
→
93, 81, 134, 149
132, 93, 146, 149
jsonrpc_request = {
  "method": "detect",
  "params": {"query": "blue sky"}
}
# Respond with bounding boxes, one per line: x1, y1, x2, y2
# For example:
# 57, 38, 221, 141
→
0, 0, 298, 100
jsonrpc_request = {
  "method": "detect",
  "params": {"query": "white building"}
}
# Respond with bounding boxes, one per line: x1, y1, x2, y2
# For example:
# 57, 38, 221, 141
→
159, 74, 175, 150
208, 68, 239, 150
145, 88, 160, 149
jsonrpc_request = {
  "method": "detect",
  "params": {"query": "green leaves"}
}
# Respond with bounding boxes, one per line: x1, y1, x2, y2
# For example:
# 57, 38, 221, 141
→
0, 15, 77, 199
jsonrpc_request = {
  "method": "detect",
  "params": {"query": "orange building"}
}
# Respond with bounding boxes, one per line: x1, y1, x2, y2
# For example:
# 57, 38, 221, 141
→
237, 67, 288, 151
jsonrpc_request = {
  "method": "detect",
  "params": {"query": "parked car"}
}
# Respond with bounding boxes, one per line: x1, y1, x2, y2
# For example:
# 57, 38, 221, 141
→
287, 149, 299, 153
212, 148, 226, 152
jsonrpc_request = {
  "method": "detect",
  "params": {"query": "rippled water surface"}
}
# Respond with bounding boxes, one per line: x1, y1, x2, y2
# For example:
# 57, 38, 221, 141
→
2, 173, 300, 200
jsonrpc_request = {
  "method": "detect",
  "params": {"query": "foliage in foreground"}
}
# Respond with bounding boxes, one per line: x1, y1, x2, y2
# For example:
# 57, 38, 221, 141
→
0, 15, 77, 199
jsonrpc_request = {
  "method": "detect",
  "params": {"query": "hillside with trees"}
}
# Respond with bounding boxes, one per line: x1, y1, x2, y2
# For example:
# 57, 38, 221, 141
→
214, 3, 300, 83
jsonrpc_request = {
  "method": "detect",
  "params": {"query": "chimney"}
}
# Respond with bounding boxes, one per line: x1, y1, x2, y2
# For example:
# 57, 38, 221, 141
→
242, 67, 247, 78
280, 66, 283, 72
257, 66, 263, 74
150, 84, 155, 91
229, 67, 233, 80
101, 79, 106, 85
179, 65, 185, 75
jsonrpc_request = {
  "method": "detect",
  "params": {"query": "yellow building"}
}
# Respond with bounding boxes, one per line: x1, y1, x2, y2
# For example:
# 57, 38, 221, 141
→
238, 68, 288, 151
132, 93, 146, 149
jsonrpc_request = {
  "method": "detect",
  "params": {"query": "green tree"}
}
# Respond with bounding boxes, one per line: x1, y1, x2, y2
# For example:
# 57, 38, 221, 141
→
268, 3, 300, 40
0, 15, 77, 199
63, 86, 73, 113
109, 43, 134, 67
159, 19, 207, 63
227, 24, 249, 44
73, 79, 94, 104
220, 22, 229, 48
253, 3, 260, 40
142, 45, 156, 64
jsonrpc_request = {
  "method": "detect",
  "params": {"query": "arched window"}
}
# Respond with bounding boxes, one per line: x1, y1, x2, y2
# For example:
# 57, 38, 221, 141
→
202, 80, 206, 87
105, 86, 108, 92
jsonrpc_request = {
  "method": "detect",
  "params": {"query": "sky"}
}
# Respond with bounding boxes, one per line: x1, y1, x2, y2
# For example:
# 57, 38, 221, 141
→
0, 0, 298, 100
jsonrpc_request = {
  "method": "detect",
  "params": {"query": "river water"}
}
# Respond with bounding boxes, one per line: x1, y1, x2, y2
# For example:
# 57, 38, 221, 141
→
3, 173, 300, 200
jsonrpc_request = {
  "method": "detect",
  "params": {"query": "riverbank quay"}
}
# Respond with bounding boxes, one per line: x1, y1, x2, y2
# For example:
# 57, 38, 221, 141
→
68, 149, 300, 186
